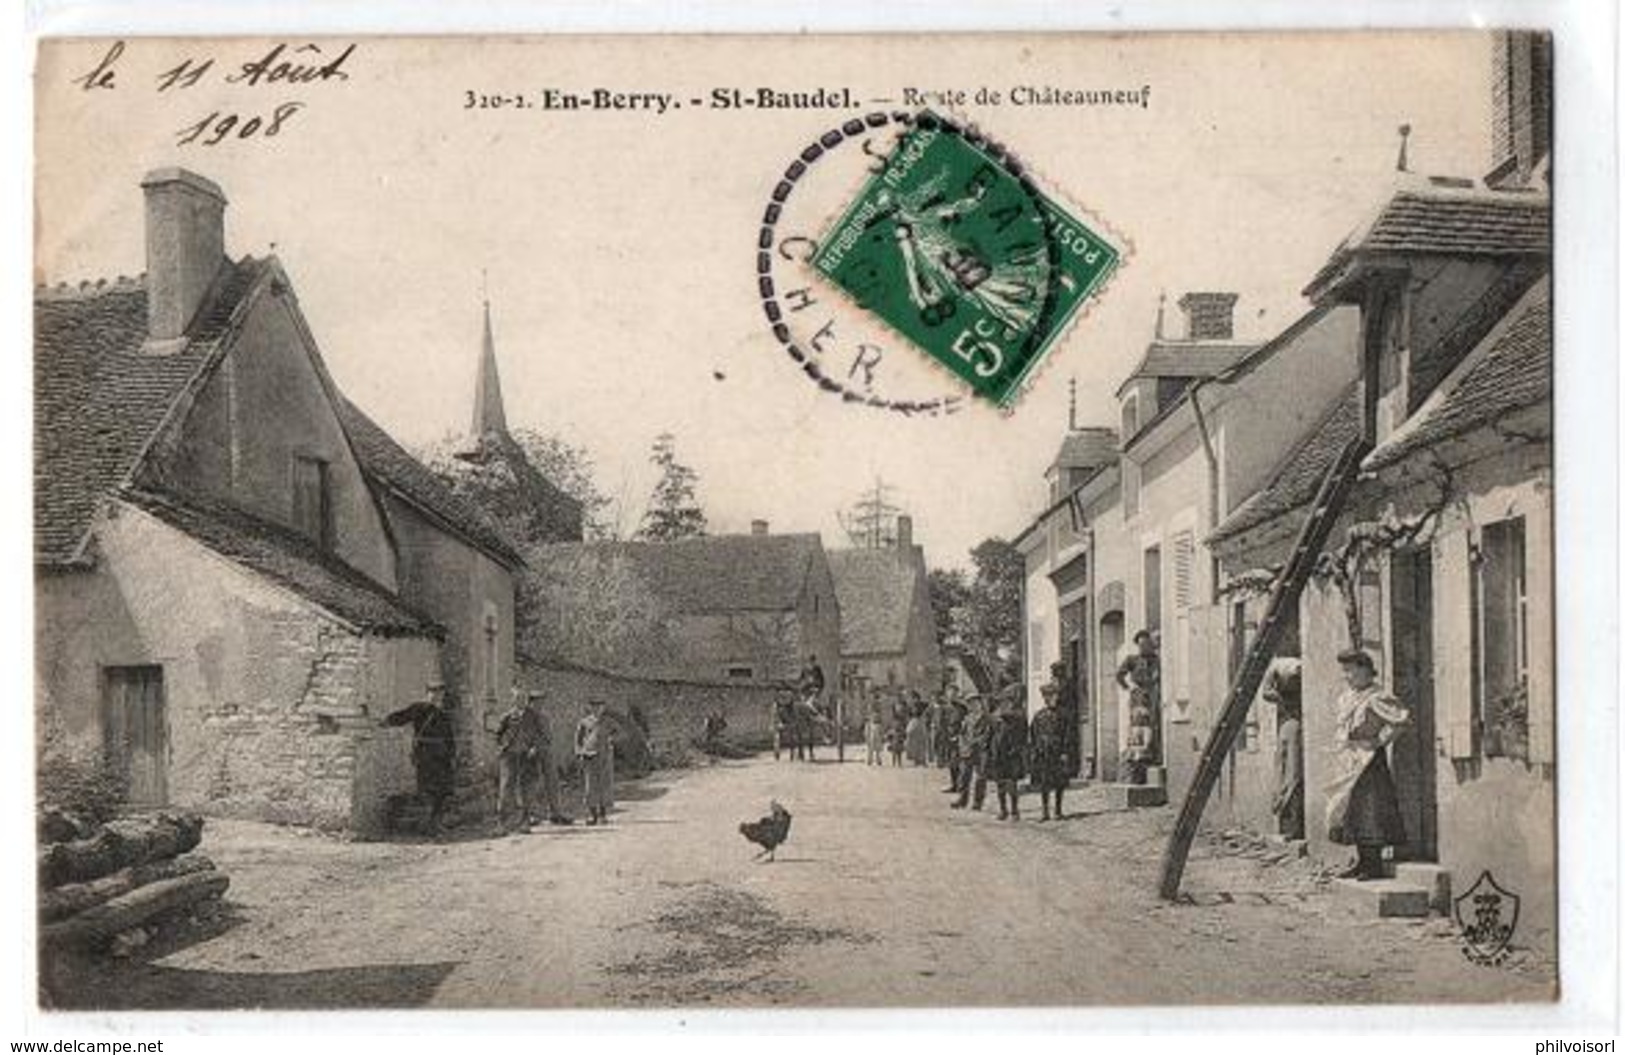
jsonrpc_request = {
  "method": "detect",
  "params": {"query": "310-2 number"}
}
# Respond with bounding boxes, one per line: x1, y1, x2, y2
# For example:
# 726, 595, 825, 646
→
177, 102, 305, 147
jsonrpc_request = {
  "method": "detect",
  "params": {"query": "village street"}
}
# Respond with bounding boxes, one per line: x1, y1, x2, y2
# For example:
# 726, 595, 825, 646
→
46, 756, 1555, 1010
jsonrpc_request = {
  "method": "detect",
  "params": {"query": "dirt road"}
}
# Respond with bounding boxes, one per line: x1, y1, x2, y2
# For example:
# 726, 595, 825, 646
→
46, 755, 1556, 1009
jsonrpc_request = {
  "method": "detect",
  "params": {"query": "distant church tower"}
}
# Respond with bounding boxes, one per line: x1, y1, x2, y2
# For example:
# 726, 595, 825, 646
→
471, 299, 509, 439
455, 296, 584, 542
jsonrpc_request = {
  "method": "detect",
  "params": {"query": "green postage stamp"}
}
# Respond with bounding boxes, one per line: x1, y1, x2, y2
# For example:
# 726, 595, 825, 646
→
811, 113, 1121, 407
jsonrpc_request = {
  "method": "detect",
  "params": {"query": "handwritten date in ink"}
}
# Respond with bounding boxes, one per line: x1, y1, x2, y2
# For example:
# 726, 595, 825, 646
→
177, 103, 304, 147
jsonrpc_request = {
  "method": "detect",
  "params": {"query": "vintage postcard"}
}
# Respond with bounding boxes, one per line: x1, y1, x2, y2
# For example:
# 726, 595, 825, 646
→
31, 31, 1562, 1012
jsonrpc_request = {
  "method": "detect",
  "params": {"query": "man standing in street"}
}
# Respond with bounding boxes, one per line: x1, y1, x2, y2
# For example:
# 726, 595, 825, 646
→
1029, 681, 1072, 821
938, 688, 967, 793
987, 689, 1029, 821
382, 679, 457, 836
526, 690, 572, 827
575, 699, 614, 826
494, 684, 542, 833
951, 693, 991, 811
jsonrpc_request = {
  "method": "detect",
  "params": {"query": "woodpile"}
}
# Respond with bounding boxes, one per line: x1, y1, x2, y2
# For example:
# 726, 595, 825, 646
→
37, 810, 229, 951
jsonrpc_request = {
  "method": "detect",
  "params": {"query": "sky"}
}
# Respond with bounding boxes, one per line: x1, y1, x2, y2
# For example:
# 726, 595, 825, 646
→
34, 33, 1494, 569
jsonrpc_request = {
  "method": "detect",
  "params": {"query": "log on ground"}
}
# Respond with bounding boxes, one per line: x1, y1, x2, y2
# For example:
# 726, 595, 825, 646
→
41, 871, 230, 949
38, 853, 217, 923
38, 813, 205, 889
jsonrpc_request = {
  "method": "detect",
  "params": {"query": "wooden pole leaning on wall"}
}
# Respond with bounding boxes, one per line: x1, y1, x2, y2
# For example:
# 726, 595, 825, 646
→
1156, 437, 1370, 902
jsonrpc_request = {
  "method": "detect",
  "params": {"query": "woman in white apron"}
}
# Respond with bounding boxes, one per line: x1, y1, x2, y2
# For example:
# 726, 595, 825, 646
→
1325, 649, 1410, 880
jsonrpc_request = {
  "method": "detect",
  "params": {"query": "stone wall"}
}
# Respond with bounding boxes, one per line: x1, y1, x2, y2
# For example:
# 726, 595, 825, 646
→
35, 502, 441, 835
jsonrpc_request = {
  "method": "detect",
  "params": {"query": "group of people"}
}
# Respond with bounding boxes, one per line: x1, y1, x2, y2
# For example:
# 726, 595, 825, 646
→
942, 681, 1072, 822
854, 680, 1074, 822
771, 655, 832, 762
382, 681, 621, 836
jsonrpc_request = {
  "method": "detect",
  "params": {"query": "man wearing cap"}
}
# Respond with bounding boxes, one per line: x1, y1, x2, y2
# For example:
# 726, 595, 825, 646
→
951, 692, 991, 811
986, 689, 1029, 821
1325, 648, 1410, 880
526, 690, 571, 826
1029, 681, 1072, 821
494, 684, 542, 832
575, 699, 614, 826
382, 680, 457, 835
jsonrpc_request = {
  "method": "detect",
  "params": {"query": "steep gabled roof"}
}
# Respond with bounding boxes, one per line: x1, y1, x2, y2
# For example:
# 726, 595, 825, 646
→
1306, 180, 1550, 301
1116, 341, 1259, 397
337, 399, 524, 569
1207, 382, 1363, 547
531, 534, 823, 614
125, 488, 440, 637
1366, 277, 1551, 471
1051, 428, 1119, 473
828, 546, 925, 656
34, 259, 270, 566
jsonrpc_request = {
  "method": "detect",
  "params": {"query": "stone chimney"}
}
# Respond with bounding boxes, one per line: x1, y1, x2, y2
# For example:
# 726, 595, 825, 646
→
1178, 292, 1238, 341
751, 519, 769, 536
141, 168, 228, 346
895, 515, 913, 549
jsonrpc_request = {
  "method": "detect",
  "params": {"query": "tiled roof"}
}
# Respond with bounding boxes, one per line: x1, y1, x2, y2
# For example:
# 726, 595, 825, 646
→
1208, 382, 1364, 547
126, 489, 441, 637
34, 260, 267, 566
1367, 278, 1550, 471
828, 546, 924, 656
337, 400, 524, 569
530, 534, 822, 613
1306, 181, 1550, 299
1051, 428, 1119, 472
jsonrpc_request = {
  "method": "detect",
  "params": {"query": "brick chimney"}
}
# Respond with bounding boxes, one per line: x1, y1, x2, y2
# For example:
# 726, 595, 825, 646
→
895, 515, 913, 549
1487, 30, 1552, 189
141, 168, 228, 347
750, 519, 769, 536
1177, 292, 1238, 341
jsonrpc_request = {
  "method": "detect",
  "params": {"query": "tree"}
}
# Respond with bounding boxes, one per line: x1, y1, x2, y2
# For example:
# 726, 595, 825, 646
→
637, 432, 707, 541
926, 567, 970, 647
838, 477, 906, 549
518, 545, 677, 674
963, 538, 1025, 689
419, 427, 614, 543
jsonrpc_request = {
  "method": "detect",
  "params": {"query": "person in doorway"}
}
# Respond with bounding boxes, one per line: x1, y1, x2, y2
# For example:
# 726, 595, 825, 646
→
951, 693, 992, 811
1325, 649, 1410, 880
1117, 630, 1161, 784
1262, 656, 1305, 841
987, 690, 1029, 821
1029, 681, 1072, 821
575, 699, 615, 826
382, 680, 457, 836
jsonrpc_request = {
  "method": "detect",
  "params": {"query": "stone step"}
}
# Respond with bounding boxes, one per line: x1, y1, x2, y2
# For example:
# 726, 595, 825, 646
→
1393, 863, 1452, 914
1099, 783, 1168, 810
1331, 878, 1433, 918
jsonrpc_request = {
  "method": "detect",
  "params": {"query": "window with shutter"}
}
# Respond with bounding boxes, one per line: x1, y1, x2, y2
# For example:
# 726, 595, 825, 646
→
1476, 517, 1529, 760
291, 456, 332, 549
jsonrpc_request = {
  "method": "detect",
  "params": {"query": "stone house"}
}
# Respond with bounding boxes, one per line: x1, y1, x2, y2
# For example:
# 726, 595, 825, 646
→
1203, 31, 1552, 942
526, 523, 845, 682
1016, 295, 1359, 796
35, 168, 528, 834
827, 516, 944, 699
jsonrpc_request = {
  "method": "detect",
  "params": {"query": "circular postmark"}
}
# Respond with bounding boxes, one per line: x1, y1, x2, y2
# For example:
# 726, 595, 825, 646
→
756, 109, 1122, 414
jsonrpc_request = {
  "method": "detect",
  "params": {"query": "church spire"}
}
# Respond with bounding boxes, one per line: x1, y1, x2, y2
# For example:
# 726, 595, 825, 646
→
471, 297, 509, 438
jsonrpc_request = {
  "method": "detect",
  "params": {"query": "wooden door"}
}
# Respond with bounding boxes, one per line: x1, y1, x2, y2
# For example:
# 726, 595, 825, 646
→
103, 666, 167, 807
1388, 551, 1438, 861
1096, 611, 1124, 782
